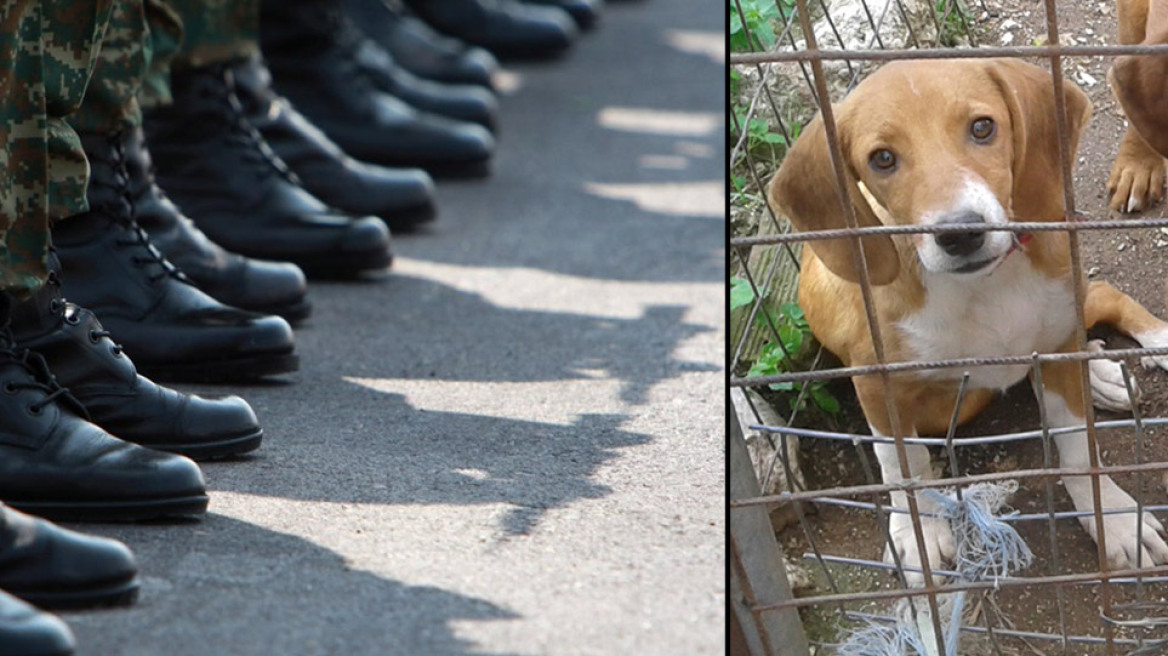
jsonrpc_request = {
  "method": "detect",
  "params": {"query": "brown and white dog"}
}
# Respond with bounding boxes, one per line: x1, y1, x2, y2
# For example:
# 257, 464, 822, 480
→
770, 58, 1168, 583
1109, 0, 1168, 212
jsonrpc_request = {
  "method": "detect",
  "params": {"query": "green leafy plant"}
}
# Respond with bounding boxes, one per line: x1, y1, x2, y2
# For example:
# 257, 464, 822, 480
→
934, 0, 970, 47
731, 108, 796, 168
730, 0, 782, 53
730, 276, 756, 312
746, 303, 840, 416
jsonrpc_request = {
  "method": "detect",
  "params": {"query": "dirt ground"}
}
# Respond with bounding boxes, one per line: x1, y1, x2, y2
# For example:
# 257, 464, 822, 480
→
768, 1, 1168, 653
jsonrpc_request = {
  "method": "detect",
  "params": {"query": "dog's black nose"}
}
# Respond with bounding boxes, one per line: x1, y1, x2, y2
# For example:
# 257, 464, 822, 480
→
934, 212, 986, 257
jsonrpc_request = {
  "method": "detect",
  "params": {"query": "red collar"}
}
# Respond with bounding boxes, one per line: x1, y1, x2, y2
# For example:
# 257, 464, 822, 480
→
1006, 232, 1032, 258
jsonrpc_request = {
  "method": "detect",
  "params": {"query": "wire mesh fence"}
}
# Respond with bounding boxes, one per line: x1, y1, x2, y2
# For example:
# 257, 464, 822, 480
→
729, 0, 1168, 654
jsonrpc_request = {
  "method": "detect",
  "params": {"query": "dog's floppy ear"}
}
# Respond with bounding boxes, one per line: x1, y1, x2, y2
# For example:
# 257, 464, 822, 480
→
1111, 23, 1168, 159
768, 111, 899, 285
988, 58, 1092, 221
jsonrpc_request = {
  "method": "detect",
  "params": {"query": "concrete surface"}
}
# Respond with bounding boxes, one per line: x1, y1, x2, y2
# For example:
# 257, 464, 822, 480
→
64, 2, 725, 654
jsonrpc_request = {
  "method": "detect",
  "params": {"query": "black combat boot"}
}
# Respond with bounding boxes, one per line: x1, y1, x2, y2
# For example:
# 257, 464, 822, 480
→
0, 504, 138, 609
11, 266, 264, 460
231, 55, 437, 232
402, 0, 577, 61
261, 0, 496, 178
342, 0, 498, 88
521, 0, 602, 29
52, 131, 299, 384
0, 298, 207, 521
262, 0, 498, 130
126, 127, 312, 322
145, 65, 395, 277
0, 590, 74, 656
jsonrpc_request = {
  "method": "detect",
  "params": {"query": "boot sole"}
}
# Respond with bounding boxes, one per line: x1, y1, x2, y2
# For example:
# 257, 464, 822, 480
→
137, 353, 300, 384
296, 250, 394, 281
419, 159, 492, 181
247, 298, 313, 324
381, 203, 437, 234
145, 428, 263, 462
13, 576, 140, 610
7, 496, 210, 523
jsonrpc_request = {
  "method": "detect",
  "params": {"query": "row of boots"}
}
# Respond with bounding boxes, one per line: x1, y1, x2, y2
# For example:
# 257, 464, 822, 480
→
0, 0, 625, 652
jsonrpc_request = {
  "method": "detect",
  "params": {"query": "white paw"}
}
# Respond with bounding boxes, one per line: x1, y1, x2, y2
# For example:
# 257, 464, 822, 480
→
1088, 340, 1139, 411
1075, 478, 1168, 569
882, 505, 955, 587
1137, 327, 1168, 372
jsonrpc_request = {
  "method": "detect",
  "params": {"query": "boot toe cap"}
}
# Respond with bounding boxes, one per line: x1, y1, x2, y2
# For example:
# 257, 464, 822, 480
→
239, 259, 309, 307
342, 216, 393, 254
0, 594, 74, 656
0, 508, 137, 595
178, 394, 261, 442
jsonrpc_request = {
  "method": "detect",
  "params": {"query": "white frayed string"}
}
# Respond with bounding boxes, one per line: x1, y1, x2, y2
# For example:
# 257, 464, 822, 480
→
836, 481, 1033, 656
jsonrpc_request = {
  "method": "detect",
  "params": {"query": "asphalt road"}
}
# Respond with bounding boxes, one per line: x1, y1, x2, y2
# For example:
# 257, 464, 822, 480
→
64, 2, 725, 654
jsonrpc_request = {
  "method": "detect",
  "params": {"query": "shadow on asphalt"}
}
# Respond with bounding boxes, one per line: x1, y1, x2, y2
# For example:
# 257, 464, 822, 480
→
210, 405, 649, 538
66, 515, 520, 656
392, 2, 725, 285
302, 274, 719, 405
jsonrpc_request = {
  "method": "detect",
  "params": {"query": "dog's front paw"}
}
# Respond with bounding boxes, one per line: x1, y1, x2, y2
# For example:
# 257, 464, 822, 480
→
1078, 479, 1168, 569
882, 509, 955, 586
1108, 135, 1166, 213
1088, 340, 1140, 412
1135, 328, 1168, 372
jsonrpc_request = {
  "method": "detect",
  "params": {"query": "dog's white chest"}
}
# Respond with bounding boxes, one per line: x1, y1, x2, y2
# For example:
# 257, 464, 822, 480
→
897, 256, 1076, 390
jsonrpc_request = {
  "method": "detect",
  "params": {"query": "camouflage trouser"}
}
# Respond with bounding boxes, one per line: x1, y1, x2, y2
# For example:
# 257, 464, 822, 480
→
0, 1, 116, 296
0, 0, 257, 297
140, 0, 259, 109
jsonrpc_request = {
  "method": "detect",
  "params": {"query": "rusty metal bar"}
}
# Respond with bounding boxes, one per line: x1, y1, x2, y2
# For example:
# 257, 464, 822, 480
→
754, 563, 1168, 612
733, 460, 1168, 509
749, 417, 1168, 446
731, 216, 1168, 247
730, 41, 1168, 64
1036, 0, 1116, 647
731, 344, 1168, 387
794, 496, 1168, 522
792, 0, 948, 650
846, 610, 1153, 646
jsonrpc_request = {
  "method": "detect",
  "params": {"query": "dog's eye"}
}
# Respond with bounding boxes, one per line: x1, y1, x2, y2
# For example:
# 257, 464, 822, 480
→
869, 149, 897, 172
971, 117, 996, 142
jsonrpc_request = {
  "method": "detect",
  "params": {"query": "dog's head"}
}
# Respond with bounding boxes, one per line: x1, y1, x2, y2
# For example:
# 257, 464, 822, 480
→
769, 59, 1091, 284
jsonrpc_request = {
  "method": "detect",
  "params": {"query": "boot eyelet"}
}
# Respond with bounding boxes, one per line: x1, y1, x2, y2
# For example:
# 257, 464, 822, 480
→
48, 299, 62, 314
3, 383, 16, 395
88, 330, 101, 344
26, 405, 43, 416
65, 312, 81, 326
110, 345, 123, 358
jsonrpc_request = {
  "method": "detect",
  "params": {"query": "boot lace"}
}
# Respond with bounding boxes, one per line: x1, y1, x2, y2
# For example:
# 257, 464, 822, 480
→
43, 271, 124, 358
90, 133, 189, 285
0, 330, 88, 419
196, 67, 300, 184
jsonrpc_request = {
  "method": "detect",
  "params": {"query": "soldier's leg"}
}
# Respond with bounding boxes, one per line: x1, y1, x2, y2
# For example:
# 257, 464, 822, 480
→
0, 1, 114, 297
23, 0, 284, 460
142, 0, 397, 281
0, 0, 209, 527
163, 0, 441, 230
47, 0, 299, 384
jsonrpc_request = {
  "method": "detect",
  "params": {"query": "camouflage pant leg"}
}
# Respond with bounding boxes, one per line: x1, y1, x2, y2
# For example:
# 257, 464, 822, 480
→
139, 0, 183, 108
165, 0, 259, 68
0, 0, 116, 298
65, 0, 151, 134
139, 0, 259, 111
